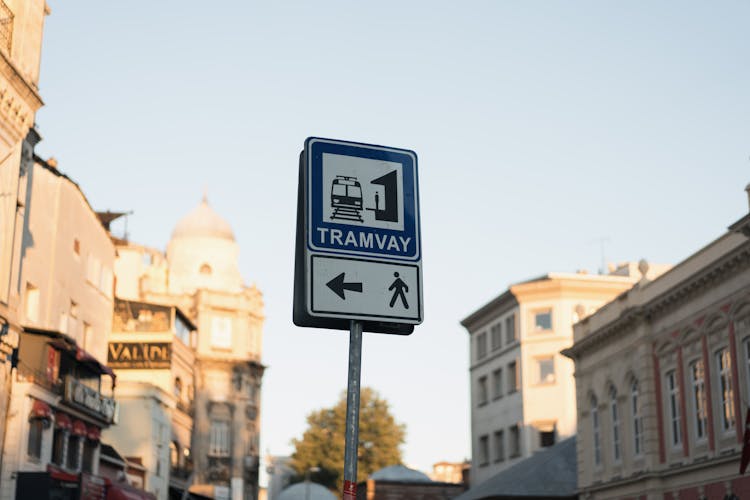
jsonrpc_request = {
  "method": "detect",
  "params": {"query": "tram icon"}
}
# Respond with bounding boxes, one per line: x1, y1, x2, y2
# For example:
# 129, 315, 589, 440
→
330, 176, 364, 222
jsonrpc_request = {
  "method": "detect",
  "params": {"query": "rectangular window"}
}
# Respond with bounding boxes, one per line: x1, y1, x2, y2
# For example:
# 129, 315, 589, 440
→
508, 361, 519, 393
25, 283, 39, 323
209, 421, 230, 457
73, 238, 80, 255
478, 435, 489, 466
66, 435, 81, 471
493, 430, 505, 462
610, 389, 621, 462
82, 323, 92, 351
591, 401, 601, 466
717, 348, 735, 432
478, 376, 488, 406
690, 360, 708, 441
82, 440, 97, 473
505, 314, 516, 344
666, 370, 682, 446
476, 332, 488, 360
52, 428, 66, 466
492, 368, 503, 400
534, 310, 553, 331
490, 323, 502, 350
509, 425, 520, 458
27, 420, 43, 460
631, 382, 643, 456
211, 317, 233, 349
536, 357, 555, 384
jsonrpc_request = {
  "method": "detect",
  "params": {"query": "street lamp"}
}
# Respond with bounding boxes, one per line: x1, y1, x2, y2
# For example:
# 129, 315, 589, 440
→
305, 466, 320, 500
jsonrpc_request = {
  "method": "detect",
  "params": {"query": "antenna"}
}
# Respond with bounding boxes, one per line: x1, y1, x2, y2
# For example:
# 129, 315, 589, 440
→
588, 237, 610, 274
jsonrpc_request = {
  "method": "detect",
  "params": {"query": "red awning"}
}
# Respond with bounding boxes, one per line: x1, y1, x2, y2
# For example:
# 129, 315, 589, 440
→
55, 412, 72, 430
105, 482, 157, 500
72, 419, 87, 437
30, 399, 52, 420
87, 424, 101, 441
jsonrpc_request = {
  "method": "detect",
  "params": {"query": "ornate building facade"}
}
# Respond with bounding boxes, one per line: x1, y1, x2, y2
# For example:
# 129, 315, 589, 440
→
0, 0, 47, 477
113, 197, 265, 500
563, 185, 750, 499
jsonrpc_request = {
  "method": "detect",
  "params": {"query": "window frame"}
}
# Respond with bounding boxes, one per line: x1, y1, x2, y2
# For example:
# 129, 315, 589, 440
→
610, 386, 621, 463
533, 309, 553, 332
631, 380, 643, 456
666, 370, 682, 448
493, 430, 505, 463
477, 376, 488, 407
716, 347, 736, 433
591, 396, 601, 467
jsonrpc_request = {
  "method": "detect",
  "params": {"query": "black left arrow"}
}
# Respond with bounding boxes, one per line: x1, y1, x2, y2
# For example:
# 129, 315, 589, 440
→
326, 272, 363, 300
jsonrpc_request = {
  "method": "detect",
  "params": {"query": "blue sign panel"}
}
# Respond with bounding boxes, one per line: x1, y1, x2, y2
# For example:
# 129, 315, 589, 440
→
306, 138, 420, 262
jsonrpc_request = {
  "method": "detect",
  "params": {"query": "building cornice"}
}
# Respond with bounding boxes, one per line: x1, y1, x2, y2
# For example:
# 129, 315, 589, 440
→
460, 289, 516, 331
0, 51, 43, 140
564, 239, 750, 360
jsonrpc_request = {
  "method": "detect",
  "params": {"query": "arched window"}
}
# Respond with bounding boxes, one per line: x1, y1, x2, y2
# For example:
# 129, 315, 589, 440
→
631, 380, 643, 455
610, 386, 620, 462
200, 263, 212, 275
170, 441, 179, 468
591, 396, 601, 466
174, 377, 182, 399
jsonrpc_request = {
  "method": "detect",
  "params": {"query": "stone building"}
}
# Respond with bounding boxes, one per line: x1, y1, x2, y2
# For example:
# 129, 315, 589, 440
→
461, 264, 669, 487
0, 0, 47, 475
562, 185, 750, 499
112, 196, 265, 500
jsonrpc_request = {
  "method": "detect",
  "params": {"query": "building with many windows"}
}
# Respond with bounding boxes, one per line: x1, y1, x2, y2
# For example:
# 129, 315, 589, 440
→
112, 196, 266, 500
461, 264, 669, 487
102, 298, 198, 500
0, 156, 122, 500
563, 185, 750, 499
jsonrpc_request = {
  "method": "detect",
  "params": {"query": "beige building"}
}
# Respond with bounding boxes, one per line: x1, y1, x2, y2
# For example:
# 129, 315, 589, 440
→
102, 298, 197, 499
461, 265, 669, 487
113, 196, 265, 500
0, 0, 47, 473
1, 157, 119, 500
563, 186, 750, 499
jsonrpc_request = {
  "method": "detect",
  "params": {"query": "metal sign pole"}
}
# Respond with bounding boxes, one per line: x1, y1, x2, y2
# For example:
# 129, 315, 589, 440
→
342, 319, 363, 500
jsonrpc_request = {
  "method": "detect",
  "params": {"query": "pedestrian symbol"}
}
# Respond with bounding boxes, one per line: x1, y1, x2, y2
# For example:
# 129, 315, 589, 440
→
388, 272, 409, 309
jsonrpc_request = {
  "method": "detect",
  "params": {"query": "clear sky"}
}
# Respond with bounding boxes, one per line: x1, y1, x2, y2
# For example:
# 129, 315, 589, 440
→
35, 1, 749, 478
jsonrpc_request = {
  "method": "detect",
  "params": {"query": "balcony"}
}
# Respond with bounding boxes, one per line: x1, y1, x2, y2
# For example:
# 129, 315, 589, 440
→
16, 364, 64, 395
63, 375, 117, 424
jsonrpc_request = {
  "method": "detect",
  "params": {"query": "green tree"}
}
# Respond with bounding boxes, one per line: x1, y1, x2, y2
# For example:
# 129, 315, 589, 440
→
290, 387, 406, 493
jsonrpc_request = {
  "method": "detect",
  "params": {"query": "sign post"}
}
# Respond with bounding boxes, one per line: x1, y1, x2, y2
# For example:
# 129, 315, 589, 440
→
293, 138, 422, 499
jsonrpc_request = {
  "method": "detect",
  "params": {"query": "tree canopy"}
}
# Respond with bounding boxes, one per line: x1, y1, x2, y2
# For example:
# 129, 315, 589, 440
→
290, 387, 406, 493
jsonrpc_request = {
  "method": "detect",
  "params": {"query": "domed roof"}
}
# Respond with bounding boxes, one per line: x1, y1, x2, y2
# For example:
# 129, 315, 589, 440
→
370, 464, 433, 483
277, 482, 336, 500
171, 196, 235, 241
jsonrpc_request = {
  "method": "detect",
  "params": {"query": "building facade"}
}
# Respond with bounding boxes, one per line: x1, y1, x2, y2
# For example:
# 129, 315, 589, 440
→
103, 298, 198, 500
563, 187, 750, 499
0, 0, 46, 474
112, 197, 266, 500
0, 157, 120, 500
461, 266, 669, 486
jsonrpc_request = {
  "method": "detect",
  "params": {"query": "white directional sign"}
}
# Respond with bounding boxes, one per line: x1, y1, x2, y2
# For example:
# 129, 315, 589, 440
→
294, 137, 423, 333
311, 255, 421, 322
